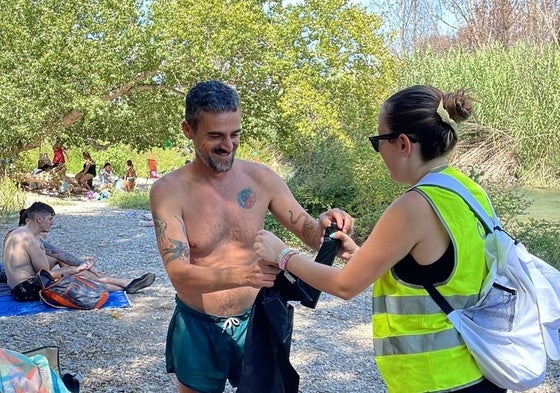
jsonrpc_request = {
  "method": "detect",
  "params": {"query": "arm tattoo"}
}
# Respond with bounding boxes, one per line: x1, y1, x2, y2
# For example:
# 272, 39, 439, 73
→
289, 210, 319, 248
43, 241, 82, 266
153, 212, 190, 266
153, 212, 167, 245
162, 238, 190, 266
289, 211, 306, 225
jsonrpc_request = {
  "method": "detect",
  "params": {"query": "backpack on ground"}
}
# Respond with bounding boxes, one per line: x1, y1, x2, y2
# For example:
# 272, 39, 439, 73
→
36, 270, 108, 310
415, 173, 560, 391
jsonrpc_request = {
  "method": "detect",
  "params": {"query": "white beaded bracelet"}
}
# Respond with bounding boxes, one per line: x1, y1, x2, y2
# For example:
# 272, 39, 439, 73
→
276, 248, 298, 270
276, 248, 292, 266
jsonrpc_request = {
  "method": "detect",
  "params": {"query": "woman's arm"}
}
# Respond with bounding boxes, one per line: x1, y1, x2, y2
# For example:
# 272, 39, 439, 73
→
255, 191, 440, 300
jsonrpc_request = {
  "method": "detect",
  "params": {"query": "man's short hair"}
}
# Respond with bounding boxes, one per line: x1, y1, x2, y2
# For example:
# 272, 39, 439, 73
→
184, 80, 240, 130
24, 202, 55, 221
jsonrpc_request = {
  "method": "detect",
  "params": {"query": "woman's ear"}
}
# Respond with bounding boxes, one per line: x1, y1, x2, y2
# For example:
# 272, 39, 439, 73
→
398, 134, 417, 156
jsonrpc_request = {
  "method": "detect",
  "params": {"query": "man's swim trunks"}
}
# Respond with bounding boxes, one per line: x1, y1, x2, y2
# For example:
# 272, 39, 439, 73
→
166, 295, 251, 393
11, 277, 41, 301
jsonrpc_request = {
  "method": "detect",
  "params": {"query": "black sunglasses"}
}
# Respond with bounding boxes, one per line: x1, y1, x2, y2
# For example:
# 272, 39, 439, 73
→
368, 132, 418, 152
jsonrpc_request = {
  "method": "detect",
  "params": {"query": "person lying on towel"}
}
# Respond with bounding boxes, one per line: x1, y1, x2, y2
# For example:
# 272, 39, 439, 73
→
2, 202, 156, 301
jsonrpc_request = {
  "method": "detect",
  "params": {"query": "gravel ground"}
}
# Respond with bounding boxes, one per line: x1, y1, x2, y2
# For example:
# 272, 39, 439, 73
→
1, 192, 559, 393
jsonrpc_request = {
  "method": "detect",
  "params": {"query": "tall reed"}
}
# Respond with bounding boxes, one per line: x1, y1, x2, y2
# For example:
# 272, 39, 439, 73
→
401, 44, 560, 186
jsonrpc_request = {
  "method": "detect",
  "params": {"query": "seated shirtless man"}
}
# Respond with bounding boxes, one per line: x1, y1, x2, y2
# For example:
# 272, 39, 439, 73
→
2, 202, 155, 301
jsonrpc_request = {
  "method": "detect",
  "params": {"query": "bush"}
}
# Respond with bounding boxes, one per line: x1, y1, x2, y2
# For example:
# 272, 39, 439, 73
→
107, 189, 150, 210
480, 173, 560, 268
511, 219, 560, 268
0, 176, 26, 220
283, 137, 405, 245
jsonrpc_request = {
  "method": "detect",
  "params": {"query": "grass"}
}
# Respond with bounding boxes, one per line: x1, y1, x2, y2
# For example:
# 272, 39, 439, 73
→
107, 189, 150, 210
402, 43, 560, 187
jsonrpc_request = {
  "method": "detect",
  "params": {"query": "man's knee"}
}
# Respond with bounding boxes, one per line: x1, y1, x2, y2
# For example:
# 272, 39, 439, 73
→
178, 381, 203, 393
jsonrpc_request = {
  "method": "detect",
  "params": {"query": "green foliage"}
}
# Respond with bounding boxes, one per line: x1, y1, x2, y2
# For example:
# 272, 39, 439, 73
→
476, 172, 560, 268
401, 44, 560, 186
107, 189, 150, 210
348, 147, 405, 242
287, 139, 356, 215
0, 176, 26, 219
511, 219, 560, 268
285, 137, 404, 244
1, 0, 395, 172
0, 0, 158, 155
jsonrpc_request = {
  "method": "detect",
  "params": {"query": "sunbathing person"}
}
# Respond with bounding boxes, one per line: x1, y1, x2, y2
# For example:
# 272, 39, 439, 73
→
2, 202, 156, 301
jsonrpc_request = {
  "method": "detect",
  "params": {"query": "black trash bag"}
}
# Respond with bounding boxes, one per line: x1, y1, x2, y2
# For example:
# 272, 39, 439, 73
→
273, 222, 341, 309
237, 223, 341, 393
237, 287, 298, 393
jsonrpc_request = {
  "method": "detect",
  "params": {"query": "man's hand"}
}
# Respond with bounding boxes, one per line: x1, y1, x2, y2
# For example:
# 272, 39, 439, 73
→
245, 258, 281, 289
75, 259, 94, 273
318, 208, 354, 236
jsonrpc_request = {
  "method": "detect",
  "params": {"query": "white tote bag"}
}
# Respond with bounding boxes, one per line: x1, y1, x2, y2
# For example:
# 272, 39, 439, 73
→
417, 173, 560, 391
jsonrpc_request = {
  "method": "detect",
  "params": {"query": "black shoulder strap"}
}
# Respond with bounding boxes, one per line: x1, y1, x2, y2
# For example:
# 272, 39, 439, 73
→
422, 282, 454, 314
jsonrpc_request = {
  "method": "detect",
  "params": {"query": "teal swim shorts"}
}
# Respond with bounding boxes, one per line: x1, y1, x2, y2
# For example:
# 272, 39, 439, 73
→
166, 295, 251, 393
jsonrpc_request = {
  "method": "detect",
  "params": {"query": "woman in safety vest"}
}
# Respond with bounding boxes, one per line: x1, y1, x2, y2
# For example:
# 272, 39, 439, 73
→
253, 85, 506, 393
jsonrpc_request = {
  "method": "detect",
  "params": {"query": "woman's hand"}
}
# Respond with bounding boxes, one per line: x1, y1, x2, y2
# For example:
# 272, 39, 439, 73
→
253, 230, 287, 265
329, 230, 360, 261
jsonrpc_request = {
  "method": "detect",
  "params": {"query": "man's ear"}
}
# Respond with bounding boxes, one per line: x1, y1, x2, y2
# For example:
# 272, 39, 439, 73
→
182, 120, 194, 140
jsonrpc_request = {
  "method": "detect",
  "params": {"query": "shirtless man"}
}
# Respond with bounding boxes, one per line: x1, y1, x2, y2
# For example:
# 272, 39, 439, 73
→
3, 202, 155, 301
149, 80, 354, 393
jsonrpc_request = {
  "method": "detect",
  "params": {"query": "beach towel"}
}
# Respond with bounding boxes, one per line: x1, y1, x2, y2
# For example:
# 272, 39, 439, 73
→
0, 283, 130, 318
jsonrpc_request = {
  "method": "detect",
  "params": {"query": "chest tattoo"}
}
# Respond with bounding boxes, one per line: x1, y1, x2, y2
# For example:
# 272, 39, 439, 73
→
237, 187, 256, 209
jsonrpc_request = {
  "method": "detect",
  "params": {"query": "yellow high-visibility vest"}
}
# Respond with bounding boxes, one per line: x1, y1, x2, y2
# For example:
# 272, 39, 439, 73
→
373, 166, 492, 393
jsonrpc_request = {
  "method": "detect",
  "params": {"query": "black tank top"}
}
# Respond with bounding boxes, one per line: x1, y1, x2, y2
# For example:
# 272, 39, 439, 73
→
392, 242, 454, 285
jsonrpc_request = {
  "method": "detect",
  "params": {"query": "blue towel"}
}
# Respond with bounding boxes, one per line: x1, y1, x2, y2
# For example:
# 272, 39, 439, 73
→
0, 283, 131, 318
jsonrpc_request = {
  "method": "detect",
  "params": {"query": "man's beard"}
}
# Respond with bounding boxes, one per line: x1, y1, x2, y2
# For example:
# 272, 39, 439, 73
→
196, 147, 236, 173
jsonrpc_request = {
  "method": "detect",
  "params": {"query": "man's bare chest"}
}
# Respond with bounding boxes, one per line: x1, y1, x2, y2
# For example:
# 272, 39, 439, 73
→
184, 185, 268, 251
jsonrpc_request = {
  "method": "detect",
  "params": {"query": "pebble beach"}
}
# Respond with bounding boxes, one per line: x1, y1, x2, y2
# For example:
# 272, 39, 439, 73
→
1, 191, 559, 393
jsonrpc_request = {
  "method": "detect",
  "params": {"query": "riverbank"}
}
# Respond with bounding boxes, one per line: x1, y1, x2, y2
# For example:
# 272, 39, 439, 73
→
1, 194, 559, 392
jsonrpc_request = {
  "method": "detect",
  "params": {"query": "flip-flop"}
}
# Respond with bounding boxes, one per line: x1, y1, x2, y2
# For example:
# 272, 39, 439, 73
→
125, 273, 156, 294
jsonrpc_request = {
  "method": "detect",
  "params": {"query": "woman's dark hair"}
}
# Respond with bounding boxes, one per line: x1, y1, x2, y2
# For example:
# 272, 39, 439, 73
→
383, 85, 473, 160
20, 202, 55, 225
18, 209, 28, 226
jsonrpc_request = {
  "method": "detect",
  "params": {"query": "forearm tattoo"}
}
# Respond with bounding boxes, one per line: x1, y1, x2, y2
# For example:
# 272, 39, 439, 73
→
289, 210, 318, 248
153, 212, 190, 266
43, 241, 82, 266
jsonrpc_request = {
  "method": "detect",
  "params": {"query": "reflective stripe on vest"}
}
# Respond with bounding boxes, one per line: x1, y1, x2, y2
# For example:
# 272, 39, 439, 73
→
372, 167, 489, 392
